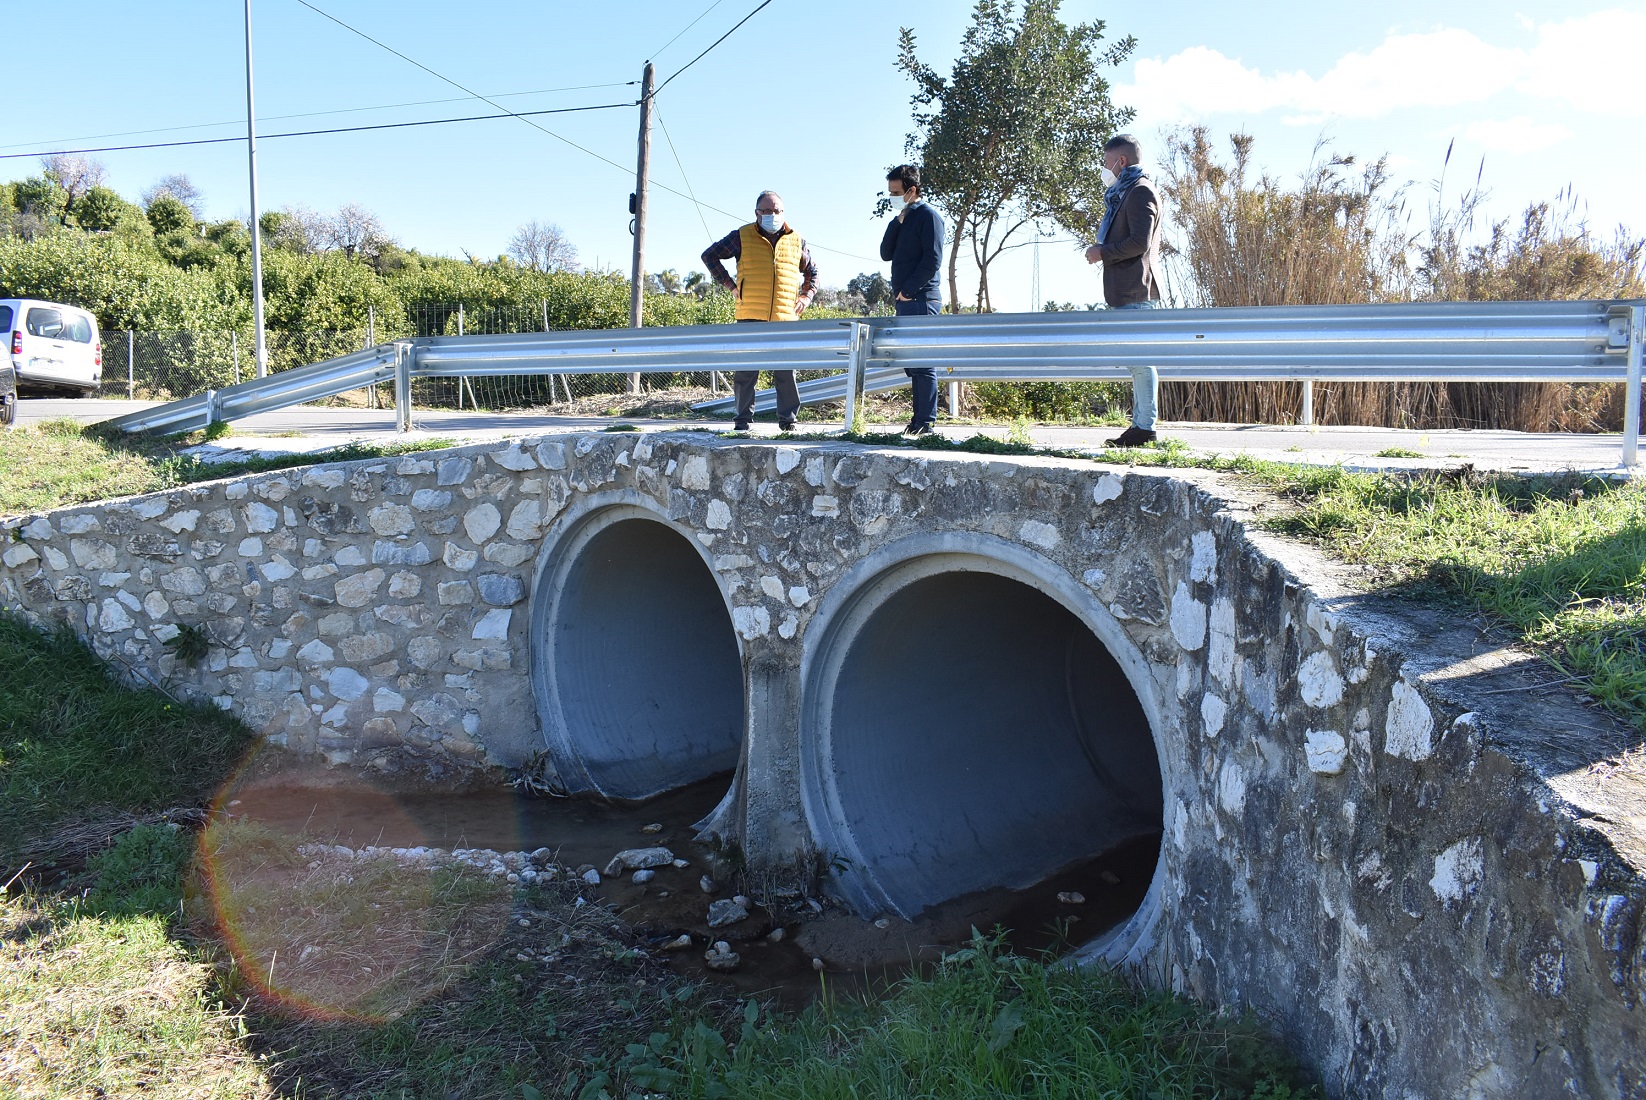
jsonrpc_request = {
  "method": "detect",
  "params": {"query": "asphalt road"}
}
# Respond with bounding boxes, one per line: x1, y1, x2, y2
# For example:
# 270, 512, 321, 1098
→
12, 397, 1639, 476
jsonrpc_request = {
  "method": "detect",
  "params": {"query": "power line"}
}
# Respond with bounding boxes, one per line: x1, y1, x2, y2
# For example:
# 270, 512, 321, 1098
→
653, 0, 775, 97
655, 106, 715, 242
0, 102, 634, 161
0, 83, 638, 152
651, 0, 729, 60
290, 0, 634, 176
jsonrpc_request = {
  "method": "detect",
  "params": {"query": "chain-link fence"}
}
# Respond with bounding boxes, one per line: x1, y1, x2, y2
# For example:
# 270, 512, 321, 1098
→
94, 303, 764, 411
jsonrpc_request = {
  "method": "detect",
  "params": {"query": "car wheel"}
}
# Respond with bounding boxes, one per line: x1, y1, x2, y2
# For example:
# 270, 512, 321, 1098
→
67, 386, 96, 399
0, 396, 15, 428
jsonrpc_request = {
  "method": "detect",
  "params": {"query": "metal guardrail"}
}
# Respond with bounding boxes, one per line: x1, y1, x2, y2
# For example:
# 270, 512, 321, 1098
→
101, 301, 1643, 467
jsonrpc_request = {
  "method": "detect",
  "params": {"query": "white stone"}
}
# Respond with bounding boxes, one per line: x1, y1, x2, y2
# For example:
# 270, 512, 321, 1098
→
1018, 520, 1060, 550
1207, 598, 1236, 686
42, 546, 68, 571
225, 482, 248, 500
229, 647, 258, 669
489, 443, 538, 471
760, 575, 785, 601
369, 503, 416, 537
1169, 582, 1207, 651
21, 518, 55, 540
244, 502, 279, 533
1384, 680, 1434, 761
732, 605, 770, 639
778, 611, 800, 639
373, 688, 406, 713
2, 545, 39, 569
472, 608, 512, 641
774, 447, 800, 475
443, 542, 479, 571
1297, 651, 1345, 709
261, 557, 296, 582
788, 585, 811, 607
160, 509, 201, 534
335, 546, 367, 567
464, 503, 502, 544
506, 500, 542, 541
411, 489, 452, 512
1305, 729, 1349, 775
811, 495, 839, 517
70, 539, 117, 570
301, 563, 338, 581
1201, 694, 1226, 737
298, 639, 335, 663
1092, 474, 1123, 505
59, 514, 99, 534
238, 538, 264, 557
1081, 568, 1107, 588
1189, 530, 1217, 584
706, 499, 732, 530
1218, 762, 1246, 816
804, 456, 826, 487
1306, 602, 1337, 645
388, 571, 421, 598
327, 667, 369, 701
680, 455, 712, 490
132, 499, 168, 520
1430, 837, 1484, 905
536, 441, 567, 470
115, 588, 141, 611
268, 639, 292, 659
334, 569, 386, 608
98, 599, 134, 632
143, 591, 169, 619
302, 469, 347, 489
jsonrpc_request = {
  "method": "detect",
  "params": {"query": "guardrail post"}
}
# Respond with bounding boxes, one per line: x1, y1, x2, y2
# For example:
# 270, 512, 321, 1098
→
1625, 305, 1642, 468
948, 380, 960, 419
394, 342, 414, 433
1301, 379, 1314, 427
126, 330, 135, 400
203, 389, 217, 427
843, 322, 869, 434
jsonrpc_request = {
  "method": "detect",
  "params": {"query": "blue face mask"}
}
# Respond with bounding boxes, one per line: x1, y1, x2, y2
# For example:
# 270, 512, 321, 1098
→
758, 214, 783, 234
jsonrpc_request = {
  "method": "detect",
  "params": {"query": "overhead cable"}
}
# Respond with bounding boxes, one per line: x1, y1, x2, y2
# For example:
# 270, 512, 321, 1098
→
652, 0, 775, 97
651, 0, 729, 60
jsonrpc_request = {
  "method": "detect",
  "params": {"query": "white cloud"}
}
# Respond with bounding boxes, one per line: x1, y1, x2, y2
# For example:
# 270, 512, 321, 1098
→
1115, 9, 1646, 124
1460, 116, 1572, 152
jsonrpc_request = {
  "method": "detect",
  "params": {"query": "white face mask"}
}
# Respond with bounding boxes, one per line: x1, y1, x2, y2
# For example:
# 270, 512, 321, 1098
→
1100, 166, 1118, 188
889, 190, 911, 207
758, 213, 783, 234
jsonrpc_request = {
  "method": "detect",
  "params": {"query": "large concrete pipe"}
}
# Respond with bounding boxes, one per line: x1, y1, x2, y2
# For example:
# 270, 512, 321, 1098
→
533, 508, 743, 799
804, 553, 1163, 920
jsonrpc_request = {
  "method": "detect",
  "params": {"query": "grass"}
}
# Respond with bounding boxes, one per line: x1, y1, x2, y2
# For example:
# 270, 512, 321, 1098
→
0, 614, 256, 864
1373, 447, 1425, 459
0, 419, 454, 518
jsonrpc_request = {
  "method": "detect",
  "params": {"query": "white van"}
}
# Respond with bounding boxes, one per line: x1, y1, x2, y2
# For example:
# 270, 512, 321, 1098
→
2, 298, 102, 397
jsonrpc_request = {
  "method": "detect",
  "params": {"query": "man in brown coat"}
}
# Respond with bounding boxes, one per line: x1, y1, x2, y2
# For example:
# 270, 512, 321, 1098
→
1085, 133, 1165, 447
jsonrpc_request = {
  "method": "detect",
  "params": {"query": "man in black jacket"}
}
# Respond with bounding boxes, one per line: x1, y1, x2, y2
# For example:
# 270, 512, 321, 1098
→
879, 165, 945, 436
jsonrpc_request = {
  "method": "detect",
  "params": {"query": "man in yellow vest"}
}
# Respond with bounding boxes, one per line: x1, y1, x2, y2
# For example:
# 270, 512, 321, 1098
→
701, 190, 819, 431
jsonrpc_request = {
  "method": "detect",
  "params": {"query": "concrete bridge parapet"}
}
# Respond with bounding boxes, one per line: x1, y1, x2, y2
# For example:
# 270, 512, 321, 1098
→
2, 431, 1642, 1098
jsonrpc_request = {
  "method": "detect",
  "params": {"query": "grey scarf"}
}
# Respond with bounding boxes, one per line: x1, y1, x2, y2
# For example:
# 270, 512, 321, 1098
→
1096, 164, 1145, 246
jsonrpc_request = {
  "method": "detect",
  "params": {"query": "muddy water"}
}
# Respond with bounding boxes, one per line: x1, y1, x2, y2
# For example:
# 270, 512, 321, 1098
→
223, 764, 1158, 1005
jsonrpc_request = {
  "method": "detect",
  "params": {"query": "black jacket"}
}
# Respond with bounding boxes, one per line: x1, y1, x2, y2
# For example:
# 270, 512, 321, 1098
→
1098, 177, 1163, 307
879, 202, 945, 302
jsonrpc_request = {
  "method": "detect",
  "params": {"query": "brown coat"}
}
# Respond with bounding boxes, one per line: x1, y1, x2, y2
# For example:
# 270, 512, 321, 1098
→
1098, 176, 1164, 307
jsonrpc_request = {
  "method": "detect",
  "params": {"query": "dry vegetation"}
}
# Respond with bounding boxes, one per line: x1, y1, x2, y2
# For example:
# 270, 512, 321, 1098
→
1158, 127, 1646, 432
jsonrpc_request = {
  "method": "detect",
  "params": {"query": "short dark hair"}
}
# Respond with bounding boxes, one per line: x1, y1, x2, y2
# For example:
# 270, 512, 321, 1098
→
886, 165, 921, 192
1103, 133, 1141, 164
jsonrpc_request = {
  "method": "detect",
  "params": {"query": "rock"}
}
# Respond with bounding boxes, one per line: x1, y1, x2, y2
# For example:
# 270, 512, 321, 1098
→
632, 869, 656, 884
672, 859, 690, 869
1057, 891, 1086, 905
1098, 870, 1120, 886
811, 957, 826, 972
707, 898, 749, 928
604, 846, 675, 876
640, 822, 663, 834
700, 875, 718, 895
704, 942, 741, 971
663, 934, 693, 951
732, 894, 749, 908
581, 868, 601, 886
767, 927, 785, 943
530, 847, 555, 865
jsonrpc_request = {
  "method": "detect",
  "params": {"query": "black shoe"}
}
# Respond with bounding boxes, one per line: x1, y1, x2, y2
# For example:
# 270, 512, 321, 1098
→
778, 420, 796, 432
1105, 425, 1158, 448
732, 419, 751, 432
903, 421, 935, 438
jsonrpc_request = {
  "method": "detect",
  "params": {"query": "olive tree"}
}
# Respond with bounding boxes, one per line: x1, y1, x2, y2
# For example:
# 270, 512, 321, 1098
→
895, 0, 1135, 311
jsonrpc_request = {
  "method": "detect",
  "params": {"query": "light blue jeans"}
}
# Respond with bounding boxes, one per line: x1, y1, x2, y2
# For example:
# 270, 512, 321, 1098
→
1113, 299, 1159, 430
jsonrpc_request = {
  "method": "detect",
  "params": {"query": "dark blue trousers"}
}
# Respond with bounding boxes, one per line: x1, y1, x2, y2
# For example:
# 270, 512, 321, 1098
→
896, 296, 943, 427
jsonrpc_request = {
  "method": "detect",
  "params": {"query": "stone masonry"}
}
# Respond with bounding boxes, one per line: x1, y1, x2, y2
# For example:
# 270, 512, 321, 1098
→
1, 431, 1642, 1099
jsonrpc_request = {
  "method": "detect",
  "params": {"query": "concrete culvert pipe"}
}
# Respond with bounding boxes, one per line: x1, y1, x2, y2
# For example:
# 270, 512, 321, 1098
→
535, 513, 743, 800
814, 567, 1162, 919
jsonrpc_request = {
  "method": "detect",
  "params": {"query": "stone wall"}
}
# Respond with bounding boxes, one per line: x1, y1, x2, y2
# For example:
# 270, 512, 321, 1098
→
2, 431, 1642, 1098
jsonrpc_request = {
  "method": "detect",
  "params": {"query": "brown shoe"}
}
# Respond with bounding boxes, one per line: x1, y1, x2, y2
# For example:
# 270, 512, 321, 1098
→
1105, 426, 1158, 448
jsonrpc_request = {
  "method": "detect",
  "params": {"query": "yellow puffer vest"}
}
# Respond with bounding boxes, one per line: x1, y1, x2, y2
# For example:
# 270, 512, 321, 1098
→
735, 224, 803, 322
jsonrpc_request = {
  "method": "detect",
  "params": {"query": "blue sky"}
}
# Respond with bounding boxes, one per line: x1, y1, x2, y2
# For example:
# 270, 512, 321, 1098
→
7, 1, 1643, 312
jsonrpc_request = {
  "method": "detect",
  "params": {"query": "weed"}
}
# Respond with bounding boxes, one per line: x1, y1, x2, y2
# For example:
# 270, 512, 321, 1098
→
163, 622, 210, 665
81, 823, 192, 920
1374, 447, 1424, 459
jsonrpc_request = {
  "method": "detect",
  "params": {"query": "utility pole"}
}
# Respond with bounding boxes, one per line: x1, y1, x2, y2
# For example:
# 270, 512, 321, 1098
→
244, 0, 268, 378
627, 61, 655, 395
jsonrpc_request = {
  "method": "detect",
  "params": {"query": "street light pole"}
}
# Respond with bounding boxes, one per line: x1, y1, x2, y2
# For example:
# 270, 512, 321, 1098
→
244, 0, 269, 378
627, 61, 655, 395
